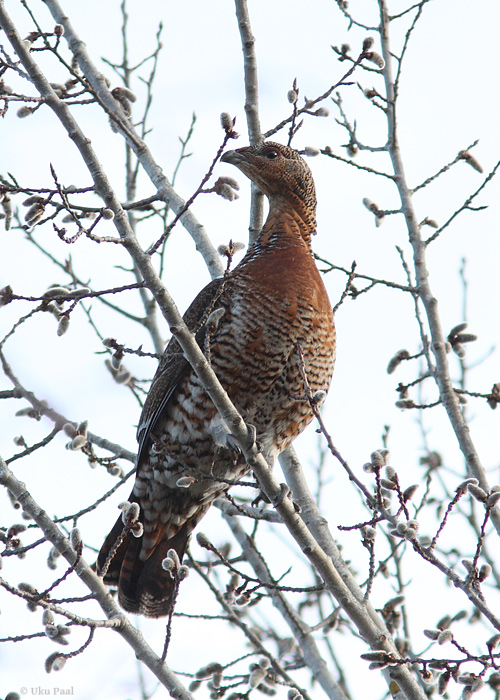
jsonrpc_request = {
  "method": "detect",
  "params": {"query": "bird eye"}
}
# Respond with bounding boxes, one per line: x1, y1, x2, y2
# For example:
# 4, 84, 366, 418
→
265, 148, 280, 160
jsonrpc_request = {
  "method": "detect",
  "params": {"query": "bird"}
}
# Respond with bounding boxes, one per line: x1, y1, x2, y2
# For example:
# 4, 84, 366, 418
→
97, 141, 336, 617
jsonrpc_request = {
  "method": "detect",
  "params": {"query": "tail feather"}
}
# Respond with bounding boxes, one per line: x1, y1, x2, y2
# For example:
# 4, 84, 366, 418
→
119, 526, 190, 617
97, 505, 191, 618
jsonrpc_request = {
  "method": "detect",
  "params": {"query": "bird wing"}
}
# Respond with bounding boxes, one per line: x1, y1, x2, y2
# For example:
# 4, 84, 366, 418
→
136, 276, 227, 464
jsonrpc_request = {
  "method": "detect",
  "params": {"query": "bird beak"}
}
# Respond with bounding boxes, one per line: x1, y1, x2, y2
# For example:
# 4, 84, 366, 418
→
221, 149, 248, 166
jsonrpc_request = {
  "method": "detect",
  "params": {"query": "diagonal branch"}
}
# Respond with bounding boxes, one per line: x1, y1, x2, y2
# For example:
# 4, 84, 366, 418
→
425, 159, 500, 245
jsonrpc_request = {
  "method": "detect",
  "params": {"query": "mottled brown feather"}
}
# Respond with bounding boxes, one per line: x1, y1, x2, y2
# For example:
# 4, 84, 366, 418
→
136, 277, 226, 465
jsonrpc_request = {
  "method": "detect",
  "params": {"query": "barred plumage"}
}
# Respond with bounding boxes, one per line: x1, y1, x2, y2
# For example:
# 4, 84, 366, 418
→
97, 141, 336, 617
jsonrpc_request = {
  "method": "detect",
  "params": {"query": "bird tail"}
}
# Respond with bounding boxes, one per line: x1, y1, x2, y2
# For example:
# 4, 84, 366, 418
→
97, 503, 190, 618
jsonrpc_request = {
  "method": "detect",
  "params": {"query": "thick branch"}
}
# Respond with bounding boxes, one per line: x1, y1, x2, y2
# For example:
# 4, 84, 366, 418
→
233, 0, 264, 244
234, 0, 261, 144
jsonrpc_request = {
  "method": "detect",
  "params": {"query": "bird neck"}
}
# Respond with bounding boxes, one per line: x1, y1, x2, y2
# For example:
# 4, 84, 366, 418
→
258, 194, 316, 250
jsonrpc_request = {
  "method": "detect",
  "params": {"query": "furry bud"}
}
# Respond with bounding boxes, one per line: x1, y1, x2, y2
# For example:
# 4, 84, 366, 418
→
438, 630, 453, 645
423, 629, 440, 640
196, 662, 223, 680
220, 113, 238, 137
70, 528, 82, 551
45, 652, 66, 673
403, 485, 419, 501
23, 195, 45, 206
364, 51, 385, 68
167, 549, 180, 569
370, 450, 389, 468
178, 564, 189, 580
161, 557, 177, 576
303, 147, 320, 157
119, 501, 140, 525
0, 285, 14, 306
487, 634, 500, 651
25, 202, 45, 226
17, 106, 34, 118
311, 390, 326, 405
361, 526, 376, 541
43, 286, 71, 300
468, 483, 488, 503
57, 315, 70, 337
478, 564, 491, 582
130, 522, 143, 537
458, 150, 483, 173
249, 667, 267, 688
196, 532, 211, 548
396, 399, 416, 410
220, 112, 234, 131
387, 349, 410, 374
216, 185, 237, 201
487, 492, 500, 507
456, 478, 478, 495
213, 177, 240, 201
42, 609, 55, 626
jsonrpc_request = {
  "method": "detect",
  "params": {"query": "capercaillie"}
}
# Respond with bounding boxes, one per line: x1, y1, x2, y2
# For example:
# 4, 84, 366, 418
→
97, 141, 336, 616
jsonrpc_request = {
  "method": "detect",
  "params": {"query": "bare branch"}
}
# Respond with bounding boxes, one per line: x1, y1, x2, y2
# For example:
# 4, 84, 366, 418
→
233, 0, 264, 244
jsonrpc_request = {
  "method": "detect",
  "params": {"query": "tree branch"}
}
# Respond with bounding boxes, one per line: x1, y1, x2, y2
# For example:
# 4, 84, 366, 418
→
233, 0, 264, 244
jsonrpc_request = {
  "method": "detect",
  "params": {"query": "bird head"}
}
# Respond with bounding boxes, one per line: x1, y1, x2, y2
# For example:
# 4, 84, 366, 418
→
221, 141, 317, 234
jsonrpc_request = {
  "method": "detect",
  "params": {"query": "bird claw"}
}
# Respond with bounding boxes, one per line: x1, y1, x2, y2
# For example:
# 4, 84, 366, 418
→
272, 482, 292, 508
245, 423, 257, 450
251, 490, 271, 507
225, 433, 242, 454
224, 423, 257, 455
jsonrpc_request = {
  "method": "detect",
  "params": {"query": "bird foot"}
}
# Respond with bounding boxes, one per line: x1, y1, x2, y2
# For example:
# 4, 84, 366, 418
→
224, 432, 242, 454
272, 482, 292, 508
251, 490, 271, 507
245, 423, 258, 450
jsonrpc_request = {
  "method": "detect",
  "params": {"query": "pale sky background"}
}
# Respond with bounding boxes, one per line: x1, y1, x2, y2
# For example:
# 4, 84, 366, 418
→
1, 1, 499, 698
